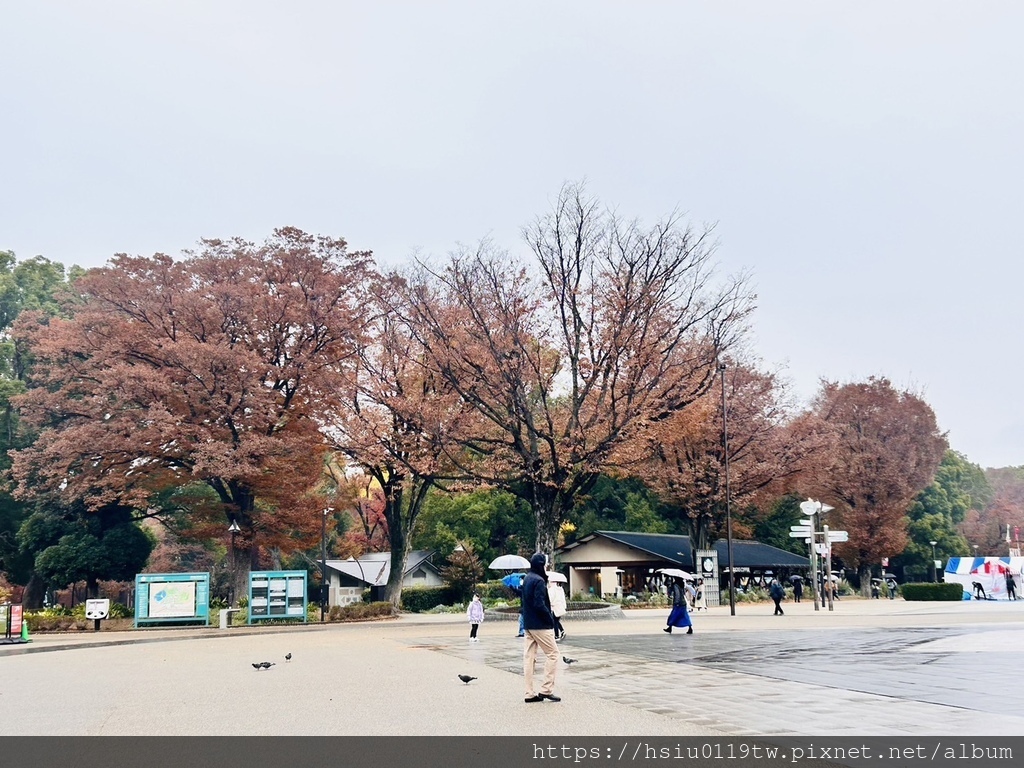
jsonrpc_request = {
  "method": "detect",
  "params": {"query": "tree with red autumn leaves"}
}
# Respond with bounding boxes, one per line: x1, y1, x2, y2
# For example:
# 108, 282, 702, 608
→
9, 228, 373, 602
960, 466, 1024, 555
644, 359, 827, 563
398, 183, 753, 561
804, 377, 947, 590
322, 275, 471, 605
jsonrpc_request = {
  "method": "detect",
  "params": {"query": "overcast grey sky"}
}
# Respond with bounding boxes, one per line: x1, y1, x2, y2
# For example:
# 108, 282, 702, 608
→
3, 3, 1022, 468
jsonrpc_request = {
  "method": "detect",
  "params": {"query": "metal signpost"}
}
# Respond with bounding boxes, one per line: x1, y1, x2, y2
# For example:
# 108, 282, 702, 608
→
792, 500, 846, 613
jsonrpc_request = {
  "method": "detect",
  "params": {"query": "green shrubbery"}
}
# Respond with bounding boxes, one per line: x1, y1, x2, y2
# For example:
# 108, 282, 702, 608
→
399, 586, 460, 612
327, 601, 397, 621
900, 582, 963, 601
24, 601, 132, 631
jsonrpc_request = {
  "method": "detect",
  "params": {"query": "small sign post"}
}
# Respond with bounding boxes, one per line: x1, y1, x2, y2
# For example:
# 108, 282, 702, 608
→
85, 599, 110, 631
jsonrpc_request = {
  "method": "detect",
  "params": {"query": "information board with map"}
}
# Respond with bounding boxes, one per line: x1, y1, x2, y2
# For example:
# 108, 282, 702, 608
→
134, 572, 210, 627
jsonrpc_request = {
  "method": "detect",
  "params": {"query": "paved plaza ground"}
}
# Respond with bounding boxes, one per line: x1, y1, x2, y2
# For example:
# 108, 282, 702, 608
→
2, 597, 1022, 736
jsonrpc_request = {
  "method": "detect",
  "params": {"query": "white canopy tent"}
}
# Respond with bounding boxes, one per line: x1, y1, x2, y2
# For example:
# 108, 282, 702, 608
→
943, 557, 1022, 600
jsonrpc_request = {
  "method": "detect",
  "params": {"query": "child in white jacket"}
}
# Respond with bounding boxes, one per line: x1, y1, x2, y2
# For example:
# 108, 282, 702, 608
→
467, 594, 485, 642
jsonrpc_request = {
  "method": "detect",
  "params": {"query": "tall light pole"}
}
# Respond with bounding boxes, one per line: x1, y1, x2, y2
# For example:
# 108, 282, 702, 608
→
346, 555, 368, 602
321, 507, 332, 622
719, 361, 735, 616
227, 519, 241, 607
930, 540, 938, 583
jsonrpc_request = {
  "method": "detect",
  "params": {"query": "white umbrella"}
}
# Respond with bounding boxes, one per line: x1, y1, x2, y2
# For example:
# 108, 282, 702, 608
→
546, 572, 567, 583
489, 554, 531, 570
657, 568, 693, 580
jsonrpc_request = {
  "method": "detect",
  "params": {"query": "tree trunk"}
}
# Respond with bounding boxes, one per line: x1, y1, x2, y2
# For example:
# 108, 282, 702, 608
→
226, 543, 254, 607
384, 543, 410, 608
384, 492, 408, 608
86, 575, 99, 599
22, 571, 45, 610
534, 508, 558, 568
858, 564, 873, 597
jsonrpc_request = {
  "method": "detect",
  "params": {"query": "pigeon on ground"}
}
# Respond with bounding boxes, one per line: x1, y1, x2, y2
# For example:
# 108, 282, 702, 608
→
259, 661, 276, 670
458, 674, 477, 684
285, 653, 292, 662
563, 656, 577, 665
252, 663, 261, 670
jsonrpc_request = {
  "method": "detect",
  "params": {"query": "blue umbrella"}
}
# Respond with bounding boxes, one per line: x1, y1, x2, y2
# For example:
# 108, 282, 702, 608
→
501, 573, 525, 592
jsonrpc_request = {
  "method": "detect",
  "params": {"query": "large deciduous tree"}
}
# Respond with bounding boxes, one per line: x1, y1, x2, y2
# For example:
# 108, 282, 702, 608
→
646, 360, 826, 564
806, 377, 947, 590
962, 466, 1024, 555
399, 183, 752, 560
322, 276, 469, 605
0, 251, 81, 607
10, 228, 372, 601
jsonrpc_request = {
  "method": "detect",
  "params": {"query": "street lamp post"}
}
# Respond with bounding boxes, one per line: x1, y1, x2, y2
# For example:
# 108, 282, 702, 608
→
346, 556, 368, 602
321, 507, 332, 622
719, 361, 735, 616
930, 540, 938, 583
227, 519, 241, 607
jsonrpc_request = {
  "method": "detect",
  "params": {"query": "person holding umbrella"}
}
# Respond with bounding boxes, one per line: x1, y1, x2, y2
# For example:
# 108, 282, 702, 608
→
769, 578, 785, 615
502, 572, 526, 637
792, 576, 804, 603
885, 575, 898, 600
663, 576, 693, 634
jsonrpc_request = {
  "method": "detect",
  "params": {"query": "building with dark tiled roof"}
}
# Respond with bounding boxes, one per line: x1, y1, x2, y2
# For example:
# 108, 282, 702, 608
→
557, 531, 809, 604
323, 550, 441, 606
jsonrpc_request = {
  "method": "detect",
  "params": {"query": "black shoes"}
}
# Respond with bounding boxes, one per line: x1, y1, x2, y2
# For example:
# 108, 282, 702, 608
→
663, 627, 671, 633
686, 627, 693, 634
539, 693, 561, 702
524, 695, 543, 703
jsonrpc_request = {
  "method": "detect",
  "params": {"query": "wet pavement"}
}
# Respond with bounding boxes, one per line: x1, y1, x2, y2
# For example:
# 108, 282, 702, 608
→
2, 598, 1023, 735
412, 606, 1024, 736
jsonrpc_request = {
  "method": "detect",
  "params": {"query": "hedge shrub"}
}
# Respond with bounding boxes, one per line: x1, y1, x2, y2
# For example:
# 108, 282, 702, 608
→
327, 601, 398, 621
399, 585, 459, 612
477, 580, 515, 600
900, 582, 963, 601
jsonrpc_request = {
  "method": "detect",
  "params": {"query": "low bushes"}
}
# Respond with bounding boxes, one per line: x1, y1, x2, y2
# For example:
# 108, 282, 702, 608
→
399, 586, 460, 612
327, 601, 398, 621
900, 582, 963, 601
24, 614, 135, 632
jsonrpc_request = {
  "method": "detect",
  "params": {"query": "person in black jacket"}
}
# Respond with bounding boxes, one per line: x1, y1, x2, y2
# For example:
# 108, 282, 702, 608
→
769, 579, 785, 615
663, 576, 693, 634
522, 552, 561, 703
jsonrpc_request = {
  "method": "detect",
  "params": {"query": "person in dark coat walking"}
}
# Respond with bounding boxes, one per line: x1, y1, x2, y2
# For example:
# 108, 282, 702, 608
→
663, 577, 693, 634
521, 553, 560, 703
769, 579, 785, 615
792, 578, 803, 603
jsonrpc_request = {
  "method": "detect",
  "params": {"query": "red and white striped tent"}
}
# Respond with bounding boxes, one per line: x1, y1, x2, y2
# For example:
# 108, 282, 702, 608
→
944, 557, 1022, 599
